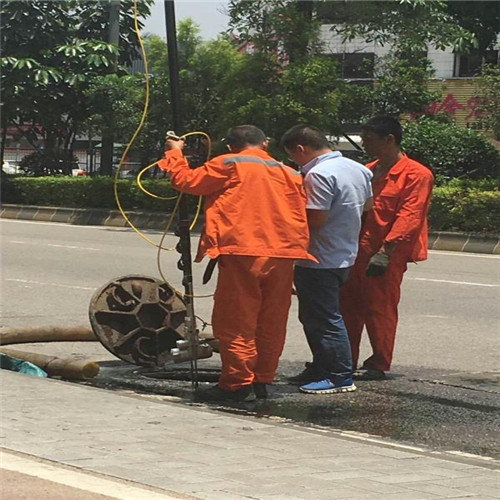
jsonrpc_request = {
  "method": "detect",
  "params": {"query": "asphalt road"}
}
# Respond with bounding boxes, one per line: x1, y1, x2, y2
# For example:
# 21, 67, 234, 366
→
2, 219, 500, 458
2, 219, 499, 371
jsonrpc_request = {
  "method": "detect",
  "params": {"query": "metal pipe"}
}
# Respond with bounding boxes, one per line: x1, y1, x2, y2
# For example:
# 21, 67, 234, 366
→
0, 347, 99, 380
164, 0, 200, 387
0, 326, 96, 345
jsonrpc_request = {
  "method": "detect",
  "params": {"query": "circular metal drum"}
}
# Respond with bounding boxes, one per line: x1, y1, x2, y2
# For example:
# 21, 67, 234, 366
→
89, 275, 186, 367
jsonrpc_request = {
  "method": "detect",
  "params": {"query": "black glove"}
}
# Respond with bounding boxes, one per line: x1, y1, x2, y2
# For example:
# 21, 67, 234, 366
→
366, 252, 390, 277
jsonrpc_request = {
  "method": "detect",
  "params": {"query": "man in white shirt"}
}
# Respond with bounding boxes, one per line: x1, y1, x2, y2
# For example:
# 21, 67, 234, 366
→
281, 125, 373, 394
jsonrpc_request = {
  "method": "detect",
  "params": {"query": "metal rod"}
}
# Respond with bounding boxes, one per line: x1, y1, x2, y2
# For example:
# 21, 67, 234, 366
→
164, 0, 199, 387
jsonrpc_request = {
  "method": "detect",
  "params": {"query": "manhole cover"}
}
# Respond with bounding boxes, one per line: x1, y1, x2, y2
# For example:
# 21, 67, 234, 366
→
89, 275, 186, 367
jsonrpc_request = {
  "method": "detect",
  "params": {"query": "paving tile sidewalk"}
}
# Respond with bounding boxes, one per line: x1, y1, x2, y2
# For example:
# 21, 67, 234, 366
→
1, 372, 499, 500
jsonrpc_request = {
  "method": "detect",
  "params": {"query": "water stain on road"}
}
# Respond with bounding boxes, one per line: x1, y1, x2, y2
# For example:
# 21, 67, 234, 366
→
86, 362, 500, 461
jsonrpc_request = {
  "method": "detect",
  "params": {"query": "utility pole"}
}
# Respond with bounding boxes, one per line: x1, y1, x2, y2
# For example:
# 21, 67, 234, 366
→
100, 0, 120, 176
164, 0, 199, 386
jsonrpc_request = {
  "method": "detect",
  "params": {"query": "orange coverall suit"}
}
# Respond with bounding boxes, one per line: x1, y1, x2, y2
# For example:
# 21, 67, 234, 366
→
340, 155, 434, 372
158, 148, 313, 391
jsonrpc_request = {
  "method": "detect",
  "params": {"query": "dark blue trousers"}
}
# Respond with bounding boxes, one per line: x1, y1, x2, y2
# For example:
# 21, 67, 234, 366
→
294, 266, 353, 382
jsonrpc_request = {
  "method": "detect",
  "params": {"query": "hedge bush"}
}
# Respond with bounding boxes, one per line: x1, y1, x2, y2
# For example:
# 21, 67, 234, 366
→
2, 176, 499, 233
429, 179, 500, 233
402, 117, 500, 182
1, 176, 198, 213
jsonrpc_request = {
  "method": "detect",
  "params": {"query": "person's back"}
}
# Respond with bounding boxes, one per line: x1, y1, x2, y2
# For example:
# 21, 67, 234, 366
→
159, 124, 312, 401
198, 147, 310, 261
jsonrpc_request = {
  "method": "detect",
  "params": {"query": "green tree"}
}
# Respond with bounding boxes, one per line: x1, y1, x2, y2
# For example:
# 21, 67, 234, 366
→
446, 1, 500, 55
371, 52, 441, 116
226, 0, 478, 133
0, 0, 153, 170
119, 25, 244, 169
474, 65, 500, 140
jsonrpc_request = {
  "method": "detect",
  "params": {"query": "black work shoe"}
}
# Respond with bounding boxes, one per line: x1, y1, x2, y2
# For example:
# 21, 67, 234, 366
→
195, 384, 254, 402
253, 382, 268, 399
288, 363, 322, 385
353, 368, 386, 381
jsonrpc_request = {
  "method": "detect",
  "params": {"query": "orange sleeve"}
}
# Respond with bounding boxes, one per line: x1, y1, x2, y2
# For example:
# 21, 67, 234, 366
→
157, 149, 234, 196
384, 170, 434, 244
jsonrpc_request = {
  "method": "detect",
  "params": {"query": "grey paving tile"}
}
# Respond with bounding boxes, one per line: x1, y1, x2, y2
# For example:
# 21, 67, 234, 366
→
376, 493, 442, 500
370, 471, 452, 484
343, 478, 416, 494
308, 469, 383, 480
430, 476, 500, 488
402, 481, 480, 497
408, 466, 480, 479
455, 485, 500, 499
192, 492, 254, 500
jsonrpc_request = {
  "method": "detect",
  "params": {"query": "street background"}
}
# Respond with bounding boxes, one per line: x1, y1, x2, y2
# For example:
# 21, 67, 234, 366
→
2, 219, 499, 371
1, 219, 500, 499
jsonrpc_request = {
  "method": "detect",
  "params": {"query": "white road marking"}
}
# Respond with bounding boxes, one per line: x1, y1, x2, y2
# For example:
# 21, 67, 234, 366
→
0, 449, 185, 500
429, 250, 500, 259
409, 277, 499, 287
1, 218, 160, 233
6, 278, 94, 291
47, 243, 100, 251
8, 240, 100, 251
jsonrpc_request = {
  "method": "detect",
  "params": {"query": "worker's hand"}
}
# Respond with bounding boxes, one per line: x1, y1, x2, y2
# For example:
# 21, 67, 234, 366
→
164, 131, 185, 151
366, 252, 390, 277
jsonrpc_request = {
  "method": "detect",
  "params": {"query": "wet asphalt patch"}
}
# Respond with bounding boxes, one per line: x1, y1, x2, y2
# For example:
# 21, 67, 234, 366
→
78, 360, 500, 462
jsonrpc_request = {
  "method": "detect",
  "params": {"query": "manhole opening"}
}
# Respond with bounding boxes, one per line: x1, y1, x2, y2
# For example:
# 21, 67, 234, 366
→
139, 368, 220, 383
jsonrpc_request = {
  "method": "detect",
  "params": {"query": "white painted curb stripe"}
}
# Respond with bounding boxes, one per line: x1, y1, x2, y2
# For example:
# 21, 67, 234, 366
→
0, 449, 190, 500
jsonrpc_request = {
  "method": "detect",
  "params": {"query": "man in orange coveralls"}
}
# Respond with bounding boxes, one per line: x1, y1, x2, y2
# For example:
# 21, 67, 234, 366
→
340, 116, 434, 380
159, 125, 314, 401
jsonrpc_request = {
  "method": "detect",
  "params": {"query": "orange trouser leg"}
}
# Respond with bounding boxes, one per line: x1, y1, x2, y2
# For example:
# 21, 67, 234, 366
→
363, 259, 407, 371
341, 256, 407, 371
211, 256, 293, 391
340, 260, 368, 370
253, 259, 294, 383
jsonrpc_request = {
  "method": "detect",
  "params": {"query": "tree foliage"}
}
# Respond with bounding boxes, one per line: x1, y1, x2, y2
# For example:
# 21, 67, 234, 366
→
474, 65, 500, 140
402, 117, 500, 182
0, 0, 153, 166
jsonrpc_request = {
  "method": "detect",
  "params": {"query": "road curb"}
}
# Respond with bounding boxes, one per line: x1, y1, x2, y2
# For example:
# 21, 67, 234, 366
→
0, 203, 175, 231
1, 203, 499, 254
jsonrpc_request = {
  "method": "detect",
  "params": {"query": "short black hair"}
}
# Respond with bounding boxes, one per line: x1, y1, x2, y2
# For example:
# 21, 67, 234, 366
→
225, 125, 267, 150
361, 116, 403, 145
280, 125, 330, 151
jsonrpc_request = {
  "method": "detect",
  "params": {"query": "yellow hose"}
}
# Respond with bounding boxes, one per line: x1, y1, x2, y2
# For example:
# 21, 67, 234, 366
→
112, 1, 213, 299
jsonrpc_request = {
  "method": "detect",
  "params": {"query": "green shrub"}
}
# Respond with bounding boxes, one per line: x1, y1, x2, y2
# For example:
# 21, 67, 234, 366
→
19, 150, 79, 176
1, 176, 198, 213
2, 176, 499, 234
431, 184, 500, 233
402, 117, 500, 182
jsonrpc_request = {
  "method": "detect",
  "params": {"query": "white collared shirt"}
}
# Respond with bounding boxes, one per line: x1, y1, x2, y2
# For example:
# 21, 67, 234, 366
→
297, 151, 373, 269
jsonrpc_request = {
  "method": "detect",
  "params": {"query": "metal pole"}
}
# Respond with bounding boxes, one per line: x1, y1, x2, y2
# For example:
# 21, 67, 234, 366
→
164, 0, 199, 387
100, 0, 120, 175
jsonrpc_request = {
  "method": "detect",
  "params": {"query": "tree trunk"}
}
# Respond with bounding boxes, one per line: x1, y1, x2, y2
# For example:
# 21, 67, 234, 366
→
100, 133, 114, 175
0, 126, 7, 169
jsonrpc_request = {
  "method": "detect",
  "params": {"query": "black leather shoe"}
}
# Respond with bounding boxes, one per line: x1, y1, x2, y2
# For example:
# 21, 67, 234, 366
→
288, 363, 322, 385
353, 368, 386, 380
253, 382, 268, 399
195, 384, 254, 402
